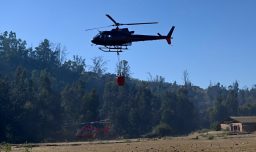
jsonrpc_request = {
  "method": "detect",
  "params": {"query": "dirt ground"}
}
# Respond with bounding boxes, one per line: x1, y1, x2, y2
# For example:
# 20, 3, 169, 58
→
9, 132, 256, 152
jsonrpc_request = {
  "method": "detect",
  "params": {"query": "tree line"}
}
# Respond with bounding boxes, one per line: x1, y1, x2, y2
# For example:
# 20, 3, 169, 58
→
1, 31, 256, 143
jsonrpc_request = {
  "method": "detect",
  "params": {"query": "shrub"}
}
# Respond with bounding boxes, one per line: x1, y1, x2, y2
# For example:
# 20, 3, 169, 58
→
0, 143, 12, 152
208, 135, 214, 140
152, 123, 173, 137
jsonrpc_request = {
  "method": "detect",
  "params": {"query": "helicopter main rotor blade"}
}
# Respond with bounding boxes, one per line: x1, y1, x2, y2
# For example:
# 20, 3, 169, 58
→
106, 14, 158, 27
120, 22, 158, 26
85, 25, 112, 31
106, 14, 119, 26
87, 14, 158, 31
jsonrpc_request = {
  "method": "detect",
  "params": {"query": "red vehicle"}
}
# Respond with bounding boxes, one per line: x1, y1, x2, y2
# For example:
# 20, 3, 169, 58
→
76, 120, 111, 139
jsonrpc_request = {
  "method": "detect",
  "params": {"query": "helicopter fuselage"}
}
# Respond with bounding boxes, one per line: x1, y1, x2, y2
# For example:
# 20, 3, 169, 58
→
91, 27, 173, 47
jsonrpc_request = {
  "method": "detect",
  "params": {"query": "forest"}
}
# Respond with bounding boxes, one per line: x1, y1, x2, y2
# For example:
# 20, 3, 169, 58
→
1, 31, 256, 143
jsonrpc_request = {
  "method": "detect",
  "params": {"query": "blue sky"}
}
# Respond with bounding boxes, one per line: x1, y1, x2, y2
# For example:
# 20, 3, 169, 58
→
1, 0, 256, 88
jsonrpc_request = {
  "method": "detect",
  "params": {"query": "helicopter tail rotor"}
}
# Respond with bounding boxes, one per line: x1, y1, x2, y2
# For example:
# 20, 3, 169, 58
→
166, 26, 175, 44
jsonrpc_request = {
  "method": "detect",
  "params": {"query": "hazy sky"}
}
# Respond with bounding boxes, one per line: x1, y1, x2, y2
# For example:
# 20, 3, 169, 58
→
1, 0, 256, 88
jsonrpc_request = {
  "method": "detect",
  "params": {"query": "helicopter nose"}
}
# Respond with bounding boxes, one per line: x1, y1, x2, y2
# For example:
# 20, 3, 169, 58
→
91, 38, 98, 45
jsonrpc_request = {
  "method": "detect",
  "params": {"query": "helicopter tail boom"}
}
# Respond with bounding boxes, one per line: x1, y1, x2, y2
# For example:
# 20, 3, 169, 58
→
166, 26, 175, 44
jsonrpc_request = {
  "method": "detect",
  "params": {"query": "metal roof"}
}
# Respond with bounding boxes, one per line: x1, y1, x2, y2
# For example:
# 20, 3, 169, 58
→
230, 116, 256, 123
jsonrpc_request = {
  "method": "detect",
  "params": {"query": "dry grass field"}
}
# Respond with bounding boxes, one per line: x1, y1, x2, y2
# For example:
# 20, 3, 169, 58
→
9, 132, 256, 152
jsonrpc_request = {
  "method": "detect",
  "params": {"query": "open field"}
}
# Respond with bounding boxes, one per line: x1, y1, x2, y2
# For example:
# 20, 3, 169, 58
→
8, 132, 256, 152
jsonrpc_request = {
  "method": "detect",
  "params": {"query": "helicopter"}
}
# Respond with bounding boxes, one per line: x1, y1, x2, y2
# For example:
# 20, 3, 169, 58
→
88, 14, 175, 52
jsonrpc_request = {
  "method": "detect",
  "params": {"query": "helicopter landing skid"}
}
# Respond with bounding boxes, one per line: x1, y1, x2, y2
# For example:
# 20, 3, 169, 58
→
99, 46, 128, 53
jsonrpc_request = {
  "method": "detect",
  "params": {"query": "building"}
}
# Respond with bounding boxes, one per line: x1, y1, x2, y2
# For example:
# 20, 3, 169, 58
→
219, 116, 256, 133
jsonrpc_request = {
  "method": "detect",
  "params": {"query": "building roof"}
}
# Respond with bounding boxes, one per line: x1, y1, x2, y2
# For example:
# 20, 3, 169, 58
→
230, 116, 256, 123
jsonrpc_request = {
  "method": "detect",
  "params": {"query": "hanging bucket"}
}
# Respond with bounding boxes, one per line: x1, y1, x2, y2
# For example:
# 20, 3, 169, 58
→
116, 76, 125, 86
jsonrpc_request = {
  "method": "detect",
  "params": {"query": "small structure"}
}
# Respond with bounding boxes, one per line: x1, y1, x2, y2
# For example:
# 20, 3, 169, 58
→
219, 116, 256, 133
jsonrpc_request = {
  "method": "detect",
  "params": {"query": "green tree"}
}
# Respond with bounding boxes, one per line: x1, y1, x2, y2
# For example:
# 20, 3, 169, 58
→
35, 70, 62, 140
239, 103, 256, 115
224, 81, 239, 116
81, 90, 100, 122
35, 39, 60, 67
128, 86, 154, 136
0, 76, 10, 141
160, 92, 176, 127
209, 96, 228, 123
174, 87, 196, 134
61, 80, 87, 123
91, 56, 107, 76
62, 55, 86, 74
116, 60, 130, 77
101, 81, 132, 136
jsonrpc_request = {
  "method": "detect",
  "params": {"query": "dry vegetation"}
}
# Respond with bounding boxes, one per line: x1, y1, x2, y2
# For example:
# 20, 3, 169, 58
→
8, 132, 256, 152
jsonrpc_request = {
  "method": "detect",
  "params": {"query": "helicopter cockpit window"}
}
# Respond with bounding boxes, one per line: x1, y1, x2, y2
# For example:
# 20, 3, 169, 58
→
93, 33, 101, 39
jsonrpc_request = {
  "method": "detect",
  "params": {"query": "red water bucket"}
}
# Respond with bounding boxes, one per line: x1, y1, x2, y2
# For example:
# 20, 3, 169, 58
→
116, 76, 125, 86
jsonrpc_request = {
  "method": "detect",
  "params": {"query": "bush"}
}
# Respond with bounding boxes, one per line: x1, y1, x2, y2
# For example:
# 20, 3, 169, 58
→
152, 123, 173, 137
208, 135, 214, 140
210, 121, 220, 131
0, 143, 12, 152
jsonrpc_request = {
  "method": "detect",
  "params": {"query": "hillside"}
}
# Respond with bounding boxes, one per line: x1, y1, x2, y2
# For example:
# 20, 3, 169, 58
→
1, 31, 256, 143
